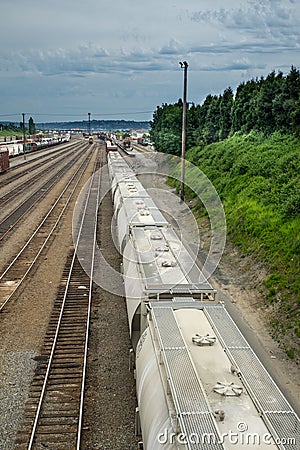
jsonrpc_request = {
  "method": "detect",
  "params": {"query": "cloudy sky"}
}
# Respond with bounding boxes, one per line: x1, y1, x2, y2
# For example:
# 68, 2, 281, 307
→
1, 0, 299, 123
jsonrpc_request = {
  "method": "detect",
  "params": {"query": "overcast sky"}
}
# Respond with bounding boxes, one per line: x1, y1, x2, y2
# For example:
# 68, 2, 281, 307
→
1, 0, 299, 123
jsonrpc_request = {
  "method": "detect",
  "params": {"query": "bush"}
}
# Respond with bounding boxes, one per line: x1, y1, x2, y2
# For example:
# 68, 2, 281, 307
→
185, 132, 300, 360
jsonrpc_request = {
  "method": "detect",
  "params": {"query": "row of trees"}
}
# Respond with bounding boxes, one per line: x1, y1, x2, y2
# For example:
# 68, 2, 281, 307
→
0, 117, 36, 135
150, 66, 300, 155
0, 123, 22, 134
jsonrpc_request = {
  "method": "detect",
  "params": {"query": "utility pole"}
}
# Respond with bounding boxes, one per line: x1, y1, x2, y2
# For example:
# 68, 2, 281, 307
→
179, 61, 188, 202
88, 113, 91, 135
22, 113, 26, 160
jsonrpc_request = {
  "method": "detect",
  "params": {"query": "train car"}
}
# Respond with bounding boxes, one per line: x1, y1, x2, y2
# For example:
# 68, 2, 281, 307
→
0, 140, 23, 157
25, 141, 38, 152
123, 226, 215, 349
136, 300, 299, 449
0, 134, 64, 157
88, 136, 93, 144
116, 196, 170, 254
107, 151, 136, 196
106, 139, 118, 153
107, 149, 129, 175
123, 137, 131, 149
0, 148, 9, 172
113, 179, 151, 216
108, 152, 171, 252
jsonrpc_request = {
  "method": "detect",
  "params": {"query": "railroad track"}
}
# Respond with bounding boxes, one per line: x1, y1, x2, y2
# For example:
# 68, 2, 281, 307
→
131, 142, 154, 153
0, 141, 82, 189
0, 142, 91, 241
0, 141, 87, 210
0, 144, 95, 311
15, 151, 104, 449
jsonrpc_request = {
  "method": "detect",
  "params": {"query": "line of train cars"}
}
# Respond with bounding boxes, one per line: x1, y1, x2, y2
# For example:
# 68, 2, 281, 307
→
107, 151, 300, 449
0, 133, 71, 159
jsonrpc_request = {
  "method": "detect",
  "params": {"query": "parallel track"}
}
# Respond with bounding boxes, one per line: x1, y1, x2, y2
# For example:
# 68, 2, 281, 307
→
0, 142, 90, 241
0, 141, 83, 189
15, 150, 104, 449
0, 145, 95, 311
0, 141, 87, 209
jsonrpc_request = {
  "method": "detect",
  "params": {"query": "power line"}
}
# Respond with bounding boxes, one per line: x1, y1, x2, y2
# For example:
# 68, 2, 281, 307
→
0, 113, 22, 117
0, 110, 154, 119
93, 111, 154, 117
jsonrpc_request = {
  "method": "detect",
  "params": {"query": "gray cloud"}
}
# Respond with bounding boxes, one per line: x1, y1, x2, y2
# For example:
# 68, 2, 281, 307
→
188, 0, 300, 41
0, 0, 299, 120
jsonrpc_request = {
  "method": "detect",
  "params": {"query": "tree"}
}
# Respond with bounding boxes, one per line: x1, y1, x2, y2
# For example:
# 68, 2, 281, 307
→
149, 66, 300, 156
219, 87, 233, 140
273, 66, 300, 133
202, 95, 221, 144
256, 71, 283, 133
193, 95, 215, 144
150, 101, 183, 154
28, 117, 36, 135
231, 79, 259, 134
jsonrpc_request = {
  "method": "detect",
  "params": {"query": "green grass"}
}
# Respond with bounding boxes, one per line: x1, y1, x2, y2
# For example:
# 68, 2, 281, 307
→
0, 131, 24, 138
185, 131, 300, 360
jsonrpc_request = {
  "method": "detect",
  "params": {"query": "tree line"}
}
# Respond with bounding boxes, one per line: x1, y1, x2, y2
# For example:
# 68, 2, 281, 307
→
0, 117, 36, 135
149, 66, 300, 155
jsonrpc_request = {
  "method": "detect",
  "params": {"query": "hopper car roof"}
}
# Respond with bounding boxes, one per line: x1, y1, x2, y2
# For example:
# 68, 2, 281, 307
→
126, 227, 215, 298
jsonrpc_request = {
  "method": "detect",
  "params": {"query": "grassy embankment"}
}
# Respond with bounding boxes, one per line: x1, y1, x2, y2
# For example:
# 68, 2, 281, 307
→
0, 129, 23, 137
178, 131, 300, 360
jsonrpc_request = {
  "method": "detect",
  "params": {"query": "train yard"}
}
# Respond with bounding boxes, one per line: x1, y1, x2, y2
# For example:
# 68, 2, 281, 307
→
0, 139, 138, 449
0, 137, 299, 449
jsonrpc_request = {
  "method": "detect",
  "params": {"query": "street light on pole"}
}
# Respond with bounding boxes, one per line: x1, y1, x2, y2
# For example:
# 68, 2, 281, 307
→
22, 113, 26, 160
179, 61, 188, 202
88, 112, 91, 136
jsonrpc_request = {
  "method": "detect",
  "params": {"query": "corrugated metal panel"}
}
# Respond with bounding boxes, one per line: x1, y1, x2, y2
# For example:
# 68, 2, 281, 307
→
204, 304, 300, 449
151, 306, 225, 450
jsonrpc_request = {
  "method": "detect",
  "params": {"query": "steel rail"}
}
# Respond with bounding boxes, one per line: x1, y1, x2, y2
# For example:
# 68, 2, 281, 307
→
0, 143, 90, 241
0, 141, 87, 209
76, 157, 103, 449
0, 146, 95, 312
0, 140, 85, 189
26, 156, 101, 450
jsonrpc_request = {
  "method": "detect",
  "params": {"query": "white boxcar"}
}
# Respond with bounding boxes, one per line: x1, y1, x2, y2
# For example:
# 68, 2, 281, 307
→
1, 140, 23, 157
